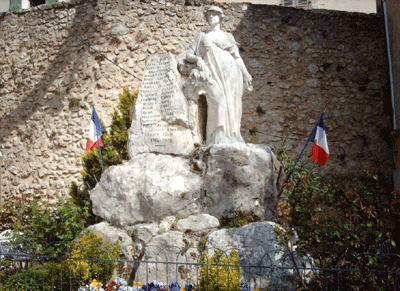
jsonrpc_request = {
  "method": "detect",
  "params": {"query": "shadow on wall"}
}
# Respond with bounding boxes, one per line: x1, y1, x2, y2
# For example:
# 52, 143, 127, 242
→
0, 0, 99, 144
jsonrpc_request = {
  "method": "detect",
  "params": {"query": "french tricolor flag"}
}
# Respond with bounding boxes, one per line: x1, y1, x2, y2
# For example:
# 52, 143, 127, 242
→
86, 106, 105, 152
308, 114, 329, 165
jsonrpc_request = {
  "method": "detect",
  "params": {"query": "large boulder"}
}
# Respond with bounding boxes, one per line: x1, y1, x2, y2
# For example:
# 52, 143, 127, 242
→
87, 222, 139, 260
91, 153, 201, 227
136, 231, 200, 284
91, 143, 282, 227
201, 143, 280, 221
176, 214, 220, 234
204, 221, 315, 291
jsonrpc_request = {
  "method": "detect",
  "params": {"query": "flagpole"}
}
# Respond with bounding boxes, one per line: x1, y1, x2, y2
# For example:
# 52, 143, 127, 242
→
278, 139, 311, 198
278, 113, 323, 197
98, 137, 104, 172
286, 140, 311, 180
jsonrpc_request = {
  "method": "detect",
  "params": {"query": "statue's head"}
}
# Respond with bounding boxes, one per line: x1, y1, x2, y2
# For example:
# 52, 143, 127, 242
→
205, 6, 225, 24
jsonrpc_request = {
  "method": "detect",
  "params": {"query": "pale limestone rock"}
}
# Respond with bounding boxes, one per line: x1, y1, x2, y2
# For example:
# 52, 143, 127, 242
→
137, 231, 199, 284
131, 223, 159, 244
128, 53, 195, 157
91, 143, 281, 227
202, 143, 279, 221
111, 24, 129, 36
88, 222, 139, 260
176, 214, 220, 234
90, 153, 201, 227
205, 222, 315, 291
158, 216, 176, 233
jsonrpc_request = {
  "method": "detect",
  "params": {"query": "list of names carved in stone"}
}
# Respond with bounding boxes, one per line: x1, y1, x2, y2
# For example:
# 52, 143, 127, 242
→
140, 54, 174, 125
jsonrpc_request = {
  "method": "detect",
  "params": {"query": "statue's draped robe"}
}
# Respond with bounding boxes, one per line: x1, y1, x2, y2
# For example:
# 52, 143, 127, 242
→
188, 31, 244, 144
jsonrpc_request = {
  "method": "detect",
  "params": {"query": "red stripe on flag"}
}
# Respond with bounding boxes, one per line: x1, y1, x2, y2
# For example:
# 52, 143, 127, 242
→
311, 141, 329, 165
85, 138, 103, 152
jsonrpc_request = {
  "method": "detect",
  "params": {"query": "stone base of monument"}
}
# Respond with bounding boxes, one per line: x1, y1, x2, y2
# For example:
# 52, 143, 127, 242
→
91, 143, 282, 227
88, 218, 314, 290
88, 142, 316, 289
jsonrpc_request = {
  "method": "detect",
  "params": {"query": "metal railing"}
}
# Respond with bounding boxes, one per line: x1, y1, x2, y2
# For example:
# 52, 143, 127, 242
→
1, 241, 400, 291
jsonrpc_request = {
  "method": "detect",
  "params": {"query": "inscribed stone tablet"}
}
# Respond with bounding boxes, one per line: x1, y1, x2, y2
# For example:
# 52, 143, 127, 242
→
128, 53, 195, 156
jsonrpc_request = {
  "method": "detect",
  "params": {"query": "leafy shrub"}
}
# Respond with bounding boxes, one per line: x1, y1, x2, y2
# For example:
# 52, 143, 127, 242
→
273, 141, 398, 289
10, 197, 89, 256
3, 268, 44, 291
0, 190, 44, 232
69, 231, 120, 284
199, 249, 241, 291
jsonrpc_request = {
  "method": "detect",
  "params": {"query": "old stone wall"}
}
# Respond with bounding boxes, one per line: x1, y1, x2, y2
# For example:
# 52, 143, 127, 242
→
0, 0, 392, 198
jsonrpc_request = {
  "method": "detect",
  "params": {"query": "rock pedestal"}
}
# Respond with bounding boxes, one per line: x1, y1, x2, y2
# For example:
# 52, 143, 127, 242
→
205, 222, 315, 291
90, 143, 281, 227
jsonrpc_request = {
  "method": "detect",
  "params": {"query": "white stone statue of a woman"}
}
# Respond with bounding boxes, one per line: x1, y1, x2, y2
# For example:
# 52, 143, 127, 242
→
185, 6, 253, 144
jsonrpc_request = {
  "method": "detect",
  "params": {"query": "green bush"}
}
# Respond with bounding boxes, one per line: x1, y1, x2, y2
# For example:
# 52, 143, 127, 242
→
10, 197, 89, 256
199, 249, 241, 291
4, 268, 44, 291
273, 141, 398, 289
0, 190, 44, 232
68, 231, 120, 285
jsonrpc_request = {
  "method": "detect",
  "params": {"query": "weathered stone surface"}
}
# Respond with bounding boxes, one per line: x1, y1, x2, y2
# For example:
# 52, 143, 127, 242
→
205, 222, 314, 291
128, 53, 195, 157
137, 231, 200, 284
90, 153, 201, 227
158, 216, 176, 233
131, 223, 159, 244
202, 143, 280, 221
111, 24, 129, 36
176, 214, 220, 234
88, 222, 139, 260
92, 142, 281, 227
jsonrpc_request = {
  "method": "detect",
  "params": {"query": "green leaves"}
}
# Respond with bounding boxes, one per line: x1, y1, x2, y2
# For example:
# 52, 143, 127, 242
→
199, 249, 241, 291
273, 143, 397, 288
11, 198, 89, 257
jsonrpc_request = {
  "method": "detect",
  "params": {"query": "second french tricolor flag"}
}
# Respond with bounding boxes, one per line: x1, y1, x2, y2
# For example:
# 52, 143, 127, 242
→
308, 114, 329, 165
86, 106, 105, 152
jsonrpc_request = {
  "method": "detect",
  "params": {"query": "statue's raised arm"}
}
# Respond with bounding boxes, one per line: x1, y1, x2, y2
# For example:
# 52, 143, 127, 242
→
183, 6, 253, 145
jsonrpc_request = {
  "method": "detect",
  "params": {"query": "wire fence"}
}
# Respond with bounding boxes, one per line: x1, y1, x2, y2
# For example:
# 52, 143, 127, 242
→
1, 239, 400, 291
